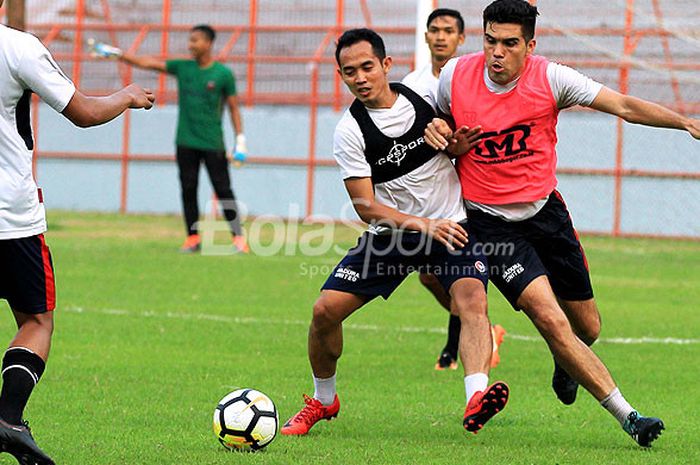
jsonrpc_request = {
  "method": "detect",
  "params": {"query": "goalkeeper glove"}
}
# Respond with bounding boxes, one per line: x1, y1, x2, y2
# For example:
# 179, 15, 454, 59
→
232, 134, 247, 166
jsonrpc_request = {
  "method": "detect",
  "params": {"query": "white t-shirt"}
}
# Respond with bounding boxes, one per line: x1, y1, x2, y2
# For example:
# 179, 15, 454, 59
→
437, 57, 604, 221
333, 85, 465, 234
402, 64, 439, 102
0, 25, 76, 239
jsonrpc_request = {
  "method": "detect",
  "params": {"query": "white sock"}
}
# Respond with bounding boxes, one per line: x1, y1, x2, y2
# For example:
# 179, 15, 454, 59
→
464, 373, 489, 404
600, 387, 635, 427
313, 374, 336, 406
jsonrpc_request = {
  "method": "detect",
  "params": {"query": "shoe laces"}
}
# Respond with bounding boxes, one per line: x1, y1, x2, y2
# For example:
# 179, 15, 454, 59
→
623, 411, 640, 436
466, 391, 484, 412
20, 420, 34, 437
292, 395, 326, 425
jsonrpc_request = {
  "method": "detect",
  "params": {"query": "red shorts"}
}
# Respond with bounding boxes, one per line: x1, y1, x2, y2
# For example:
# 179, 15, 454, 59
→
0, 234, 56, 313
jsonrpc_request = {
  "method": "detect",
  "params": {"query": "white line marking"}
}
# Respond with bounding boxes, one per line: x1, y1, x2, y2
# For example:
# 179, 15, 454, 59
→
63, 306, 700, 345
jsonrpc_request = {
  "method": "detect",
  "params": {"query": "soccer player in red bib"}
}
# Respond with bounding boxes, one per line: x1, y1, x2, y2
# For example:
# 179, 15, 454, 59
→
0, 8, 154, 462
425, 0, 699, 448
403, 8, 507, 372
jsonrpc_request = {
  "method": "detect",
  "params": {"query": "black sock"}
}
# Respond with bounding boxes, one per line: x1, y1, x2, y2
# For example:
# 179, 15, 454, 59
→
444, 314, 461, 357
0, 347, 45, 425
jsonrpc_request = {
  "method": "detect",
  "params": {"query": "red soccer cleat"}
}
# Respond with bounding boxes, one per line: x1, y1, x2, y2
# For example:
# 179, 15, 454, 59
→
463, 382, 509, 434
232, 235, 249, 254
179, 234, 201, 253
281, 394, 340, 436
490, 324, 507, 368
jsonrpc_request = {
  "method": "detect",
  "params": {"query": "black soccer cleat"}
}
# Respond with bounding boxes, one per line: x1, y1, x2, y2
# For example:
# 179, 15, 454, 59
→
623, 411, 665, 448
0, 417, 55, 465
552, 362, 579, 405
434, 349, 458, 371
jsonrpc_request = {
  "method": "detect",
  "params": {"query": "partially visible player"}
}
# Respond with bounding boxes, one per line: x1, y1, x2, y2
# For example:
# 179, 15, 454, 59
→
281, 28, 507, 438
0, 11, 154, 464
93, 25, 249, 253
403, 8, 506, 372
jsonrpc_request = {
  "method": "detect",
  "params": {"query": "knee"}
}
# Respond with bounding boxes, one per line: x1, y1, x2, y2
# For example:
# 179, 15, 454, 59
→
311, 299, 341, 332
181, 186, 197, 198
18, 312, 54, 336
578, 314, 601, 345
528, 306, 573, 344
451, 284, 487, 318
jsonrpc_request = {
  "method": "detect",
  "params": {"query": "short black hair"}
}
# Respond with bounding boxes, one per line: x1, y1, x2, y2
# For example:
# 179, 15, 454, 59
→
483, 0, 539, 42
335, 28, 386, 66
191, 24, 216, 42
427, 8, 465, 34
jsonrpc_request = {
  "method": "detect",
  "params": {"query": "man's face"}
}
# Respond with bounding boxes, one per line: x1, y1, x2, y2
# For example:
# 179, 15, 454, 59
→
337, 41, 392, 108
425, 15, 464, 62
188, 30, 212, 59
483, 22, 535, 85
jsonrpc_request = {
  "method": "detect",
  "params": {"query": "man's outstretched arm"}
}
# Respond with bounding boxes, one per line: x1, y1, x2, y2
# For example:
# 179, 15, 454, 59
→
119, 53, 168, 73
62, 85, 155, 128
590, 87, 700, 139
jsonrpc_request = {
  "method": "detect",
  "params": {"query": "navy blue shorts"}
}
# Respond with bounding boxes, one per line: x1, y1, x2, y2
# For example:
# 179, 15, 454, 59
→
322, 223, 488, 300
467, 191, 593, 309
0, 234, 56, 314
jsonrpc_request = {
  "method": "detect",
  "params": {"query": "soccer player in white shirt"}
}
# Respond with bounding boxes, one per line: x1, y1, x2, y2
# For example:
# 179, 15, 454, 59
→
0, 9, 154, 463
281, 28, 507, 438
403, 8, 507, 372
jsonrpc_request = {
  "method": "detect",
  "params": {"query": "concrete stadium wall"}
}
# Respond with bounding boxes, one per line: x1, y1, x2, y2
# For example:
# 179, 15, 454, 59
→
35, 103, 700, 237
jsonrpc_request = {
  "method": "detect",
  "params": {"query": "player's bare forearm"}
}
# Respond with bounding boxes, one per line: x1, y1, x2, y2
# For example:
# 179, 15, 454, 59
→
62, 85, 154, 127
228, 100, 243, 135
353, 198, 428, 233
344, 177, 467, 249
591, 87, 700, 139
621, 96, 689, 130
119, 53, 167, 73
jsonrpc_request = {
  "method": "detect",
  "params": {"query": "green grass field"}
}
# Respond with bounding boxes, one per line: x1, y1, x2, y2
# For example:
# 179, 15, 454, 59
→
1, 211, 698, 465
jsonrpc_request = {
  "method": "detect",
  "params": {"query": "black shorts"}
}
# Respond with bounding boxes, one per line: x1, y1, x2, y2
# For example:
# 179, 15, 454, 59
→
321, 223, 488, 300
0, 234, 56, 313
468, 191, 593, 309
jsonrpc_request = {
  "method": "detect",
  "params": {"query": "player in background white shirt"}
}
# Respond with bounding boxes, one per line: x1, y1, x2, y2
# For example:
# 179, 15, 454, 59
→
403, 8, 506, 372
0, 9, 154, 463
403, 8, 465, 102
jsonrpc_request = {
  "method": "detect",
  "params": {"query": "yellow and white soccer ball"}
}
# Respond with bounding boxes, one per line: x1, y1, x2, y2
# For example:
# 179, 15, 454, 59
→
213, 388, 278, 451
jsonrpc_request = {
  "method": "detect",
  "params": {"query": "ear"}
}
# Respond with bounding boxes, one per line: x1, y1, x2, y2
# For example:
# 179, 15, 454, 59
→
458, 33, 465, 46
382, 55, 393, 74
526, 39, 537, 56
424, 31, 430, 44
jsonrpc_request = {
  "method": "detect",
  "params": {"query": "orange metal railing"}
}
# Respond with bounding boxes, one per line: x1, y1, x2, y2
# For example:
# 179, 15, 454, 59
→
13, 1, 700, 238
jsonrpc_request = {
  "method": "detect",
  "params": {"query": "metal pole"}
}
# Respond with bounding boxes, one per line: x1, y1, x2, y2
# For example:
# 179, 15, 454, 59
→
414, 0, 432, 73
613, 0, 635, 237
246, 0, 258, 107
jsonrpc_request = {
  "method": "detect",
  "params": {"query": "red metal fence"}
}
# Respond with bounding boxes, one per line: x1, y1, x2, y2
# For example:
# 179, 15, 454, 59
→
2, 0, 698, 237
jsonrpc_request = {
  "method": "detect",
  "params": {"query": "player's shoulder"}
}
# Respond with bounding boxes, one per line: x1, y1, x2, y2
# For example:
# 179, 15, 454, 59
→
335, 108, 360, 135
402, 68, 421, 85
0, 25, 43, 53
213, 61, 233, 73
